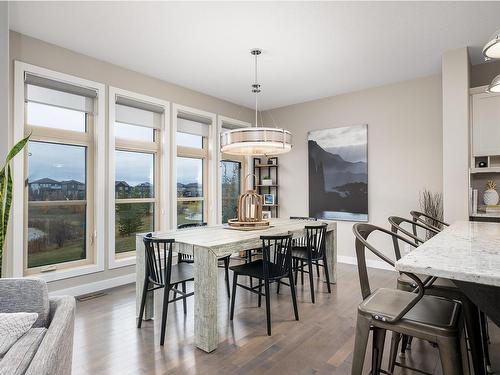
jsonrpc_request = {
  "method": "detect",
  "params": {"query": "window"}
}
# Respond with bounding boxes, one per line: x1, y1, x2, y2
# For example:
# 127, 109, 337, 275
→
109, 88, 167, 266
221, 160, 241, 223
22, 69, 101, 275
176, 116, 210, 226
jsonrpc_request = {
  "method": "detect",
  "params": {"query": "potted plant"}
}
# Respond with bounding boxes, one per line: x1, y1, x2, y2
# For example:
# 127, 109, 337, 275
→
262, 175, 273, 186
0, 135, 30, 277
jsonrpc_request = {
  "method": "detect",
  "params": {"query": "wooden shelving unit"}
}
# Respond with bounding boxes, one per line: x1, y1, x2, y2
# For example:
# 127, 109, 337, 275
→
253, 157, 279, 218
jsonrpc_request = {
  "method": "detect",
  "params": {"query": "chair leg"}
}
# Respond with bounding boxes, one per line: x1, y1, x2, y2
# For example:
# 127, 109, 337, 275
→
160, 286, 170, 346
181, 281, 187, 315
461, 298, 486, 375
230, 273, 238, 320
400, 335, 409, 356
224, 257, 231, 299
316, 260, 320, 278
277, 279, 281, 294
294, 259, 299, 285
258, 279, 263, 307
351, 313, 371, 375
289, 274, 299, 320
323, 255, 332, 294
371, 327, 386, 375
307, 259, 315, 304
300, 260, 304, 285
247, 251, 253, 289
480, 311, 492, 372
264, 279, 271, 336
437, 336, 463, 375
388, 332, 402, 373
137, 277, 149, 328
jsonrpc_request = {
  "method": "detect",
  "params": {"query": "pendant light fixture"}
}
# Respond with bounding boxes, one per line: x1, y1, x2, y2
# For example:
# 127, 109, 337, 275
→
482, 29, 500, 60
487, 73, 500, 93
220, 49, 292, 156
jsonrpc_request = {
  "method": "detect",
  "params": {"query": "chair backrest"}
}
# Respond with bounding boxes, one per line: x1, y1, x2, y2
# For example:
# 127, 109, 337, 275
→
305, 223, 328, 259
352, 223, 425, 323
260, 233, 293, 279
177, 222, 207, 229
143, 233, 175, 286
410, 210, 449, 233
290, 216, 317, 221
388, 216, 439, 260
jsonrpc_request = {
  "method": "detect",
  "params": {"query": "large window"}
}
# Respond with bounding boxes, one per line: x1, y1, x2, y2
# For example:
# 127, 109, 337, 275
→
24, 73, 98, 274
176, 116, 209, 226
221, 160, 241, 223
111, 93, 164, 260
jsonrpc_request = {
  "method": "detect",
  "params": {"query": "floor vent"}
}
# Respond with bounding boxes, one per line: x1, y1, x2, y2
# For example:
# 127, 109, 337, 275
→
76, 292, 108, 302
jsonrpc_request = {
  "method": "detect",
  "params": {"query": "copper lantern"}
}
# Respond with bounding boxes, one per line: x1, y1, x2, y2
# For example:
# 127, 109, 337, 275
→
237, 189, 263, 222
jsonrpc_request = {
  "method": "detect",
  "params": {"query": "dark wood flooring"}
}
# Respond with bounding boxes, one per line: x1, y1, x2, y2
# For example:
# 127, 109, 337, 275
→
72, 263, 499, 375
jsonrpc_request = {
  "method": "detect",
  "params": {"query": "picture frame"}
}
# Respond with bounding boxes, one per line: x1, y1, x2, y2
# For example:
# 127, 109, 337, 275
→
263, 194, 275, 205
262, 210, 272, 219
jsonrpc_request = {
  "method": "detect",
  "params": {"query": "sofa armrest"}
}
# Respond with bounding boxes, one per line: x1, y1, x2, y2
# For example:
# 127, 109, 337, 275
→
25, 296, 76, 375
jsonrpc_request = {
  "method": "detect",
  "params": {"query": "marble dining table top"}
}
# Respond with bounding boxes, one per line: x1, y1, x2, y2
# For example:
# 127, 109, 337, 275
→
396, 220, 500, 287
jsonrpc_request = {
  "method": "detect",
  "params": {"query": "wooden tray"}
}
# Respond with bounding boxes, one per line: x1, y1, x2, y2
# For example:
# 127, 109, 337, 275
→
224, 224, 273, 231
226, 219, 270, 231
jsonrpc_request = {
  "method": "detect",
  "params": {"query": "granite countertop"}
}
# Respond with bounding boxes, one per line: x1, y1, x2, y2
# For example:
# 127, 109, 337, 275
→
396, 221, 500, 287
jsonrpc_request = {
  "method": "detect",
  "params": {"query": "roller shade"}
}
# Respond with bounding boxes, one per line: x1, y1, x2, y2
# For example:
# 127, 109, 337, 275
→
177, 117, 209, 137
25, 73, 96, 114
116, 104, 162, 129
222, 122, 246, 131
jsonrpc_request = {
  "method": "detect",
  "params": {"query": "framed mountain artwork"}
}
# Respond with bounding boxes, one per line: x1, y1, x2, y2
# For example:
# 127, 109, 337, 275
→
308, 124, 368, 222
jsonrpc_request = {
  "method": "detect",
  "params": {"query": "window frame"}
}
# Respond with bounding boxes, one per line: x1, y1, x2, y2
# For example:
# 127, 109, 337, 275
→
108, 87, 169, 269
172, 104, 216, 228
217, 116, 251, 224
12, 61, 106, 281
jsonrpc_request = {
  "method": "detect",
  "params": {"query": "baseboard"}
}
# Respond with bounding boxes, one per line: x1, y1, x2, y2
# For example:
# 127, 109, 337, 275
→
49, 273, 136, 297
337, 255, 395, 271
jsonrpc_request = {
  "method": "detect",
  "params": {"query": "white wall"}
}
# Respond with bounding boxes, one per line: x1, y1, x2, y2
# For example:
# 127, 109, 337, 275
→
0, 3, 9, 276
8, 32, 254, 293
442, 48, 470, 222
265, 75, 443, 263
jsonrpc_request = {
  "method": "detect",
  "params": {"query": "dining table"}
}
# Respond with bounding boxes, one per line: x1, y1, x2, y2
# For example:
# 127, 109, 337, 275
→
135, 218, 337, 353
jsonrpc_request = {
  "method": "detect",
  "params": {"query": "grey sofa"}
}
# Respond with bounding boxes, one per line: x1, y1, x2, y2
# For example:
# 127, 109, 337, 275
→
0, 278, 75, 375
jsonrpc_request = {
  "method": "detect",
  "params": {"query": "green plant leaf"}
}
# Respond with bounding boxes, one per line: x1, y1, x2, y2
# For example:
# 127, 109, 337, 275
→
0, 170, 6, 255
2, 134, 31, 171
2, 165, 13, 246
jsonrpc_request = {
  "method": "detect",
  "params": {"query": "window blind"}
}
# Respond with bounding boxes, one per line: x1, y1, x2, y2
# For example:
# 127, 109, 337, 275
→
177, 116, 210, 137
25, 73, 96, 113
115, 95, 164, 129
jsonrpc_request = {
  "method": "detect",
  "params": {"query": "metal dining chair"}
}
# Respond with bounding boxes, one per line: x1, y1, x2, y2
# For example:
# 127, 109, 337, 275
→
137, 234, 194, 346
352, 223, 463, 375
177, 222, 232, 298
389, 216, 487, 374
410, 210, 449, 234
229, 233, 299, 336
291, 223, 331, 303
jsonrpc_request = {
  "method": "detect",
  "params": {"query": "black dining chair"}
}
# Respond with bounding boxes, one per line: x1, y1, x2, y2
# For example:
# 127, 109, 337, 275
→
137, 234, 194, 346
229, 233, 299, 336
352, 223, 464, 375
291, 223, 331, 303
177, 222, 231, 298
390, 215, 489, 375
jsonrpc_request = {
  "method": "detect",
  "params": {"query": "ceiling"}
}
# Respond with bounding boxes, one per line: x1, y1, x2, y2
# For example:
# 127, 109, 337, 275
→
9, 1, 500, 110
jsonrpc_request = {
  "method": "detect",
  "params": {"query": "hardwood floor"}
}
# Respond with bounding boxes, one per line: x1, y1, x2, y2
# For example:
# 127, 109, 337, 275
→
72, 263, 499, 375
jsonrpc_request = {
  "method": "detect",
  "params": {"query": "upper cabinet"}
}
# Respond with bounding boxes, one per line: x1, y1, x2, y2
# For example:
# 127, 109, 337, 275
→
472, 90, 500, 156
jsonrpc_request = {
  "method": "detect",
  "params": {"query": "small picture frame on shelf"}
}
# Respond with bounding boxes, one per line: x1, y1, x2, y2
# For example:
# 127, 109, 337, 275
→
262, 210, 272, 219
267, 158, 275, 165
264, 194, 275, 205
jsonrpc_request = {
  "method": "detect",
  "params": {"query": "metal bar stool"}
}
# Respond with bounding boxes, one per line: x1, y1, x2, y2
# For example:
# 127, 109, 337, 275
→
352, 223, 464, 375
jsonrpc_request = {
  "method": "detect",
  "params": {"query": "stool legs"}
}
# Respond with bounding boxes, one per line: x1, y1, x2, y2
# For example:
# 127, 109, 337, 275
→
437, 336, 463, 375
351, 314, 371, 375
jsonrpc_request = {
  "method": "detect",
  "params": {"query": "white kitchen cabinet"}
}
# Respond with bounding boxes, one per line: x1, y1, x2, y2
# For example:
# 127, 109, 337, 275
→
472, 91, 500, 156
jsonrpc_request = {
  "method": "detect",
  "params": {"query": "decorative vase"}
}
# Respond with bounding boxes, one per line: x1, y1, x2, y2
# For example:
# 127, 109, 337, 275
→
483, 189, 499, 206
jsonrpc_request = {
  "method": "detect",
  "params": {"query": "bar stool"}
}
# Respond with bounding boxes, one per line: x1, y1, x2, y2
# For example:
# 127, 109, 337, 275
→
137, 234, 194, 345
390, 215, 489, 375
352, 223, 464, 375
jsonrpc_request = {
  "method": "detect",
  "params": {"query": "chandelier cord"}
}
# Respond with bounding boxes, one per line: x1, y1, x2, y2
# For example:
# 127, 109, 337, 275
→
254, 52, 258, 127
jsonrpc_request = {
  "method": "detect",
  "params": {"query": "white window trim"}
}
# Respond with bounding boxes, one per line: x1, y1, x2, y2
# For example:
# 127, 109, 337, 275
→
108, 87, 170, 269
217, 116, 251, 224
172, 104, 216, 228
12, 61, 106, 281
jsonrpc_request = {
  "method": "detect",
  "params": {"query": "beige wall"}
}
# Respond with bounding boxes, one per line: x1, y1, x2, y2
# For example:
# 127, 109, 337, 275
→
8, 31, 253, 292
264, 75, 443, 262
442, 48, 470, 223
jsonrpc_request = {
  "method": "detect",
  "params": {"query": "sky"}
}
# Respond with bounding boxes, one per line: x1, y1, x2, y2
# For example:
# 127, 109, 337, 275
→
308, 124, 367, 163
27, 103, 202, 186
